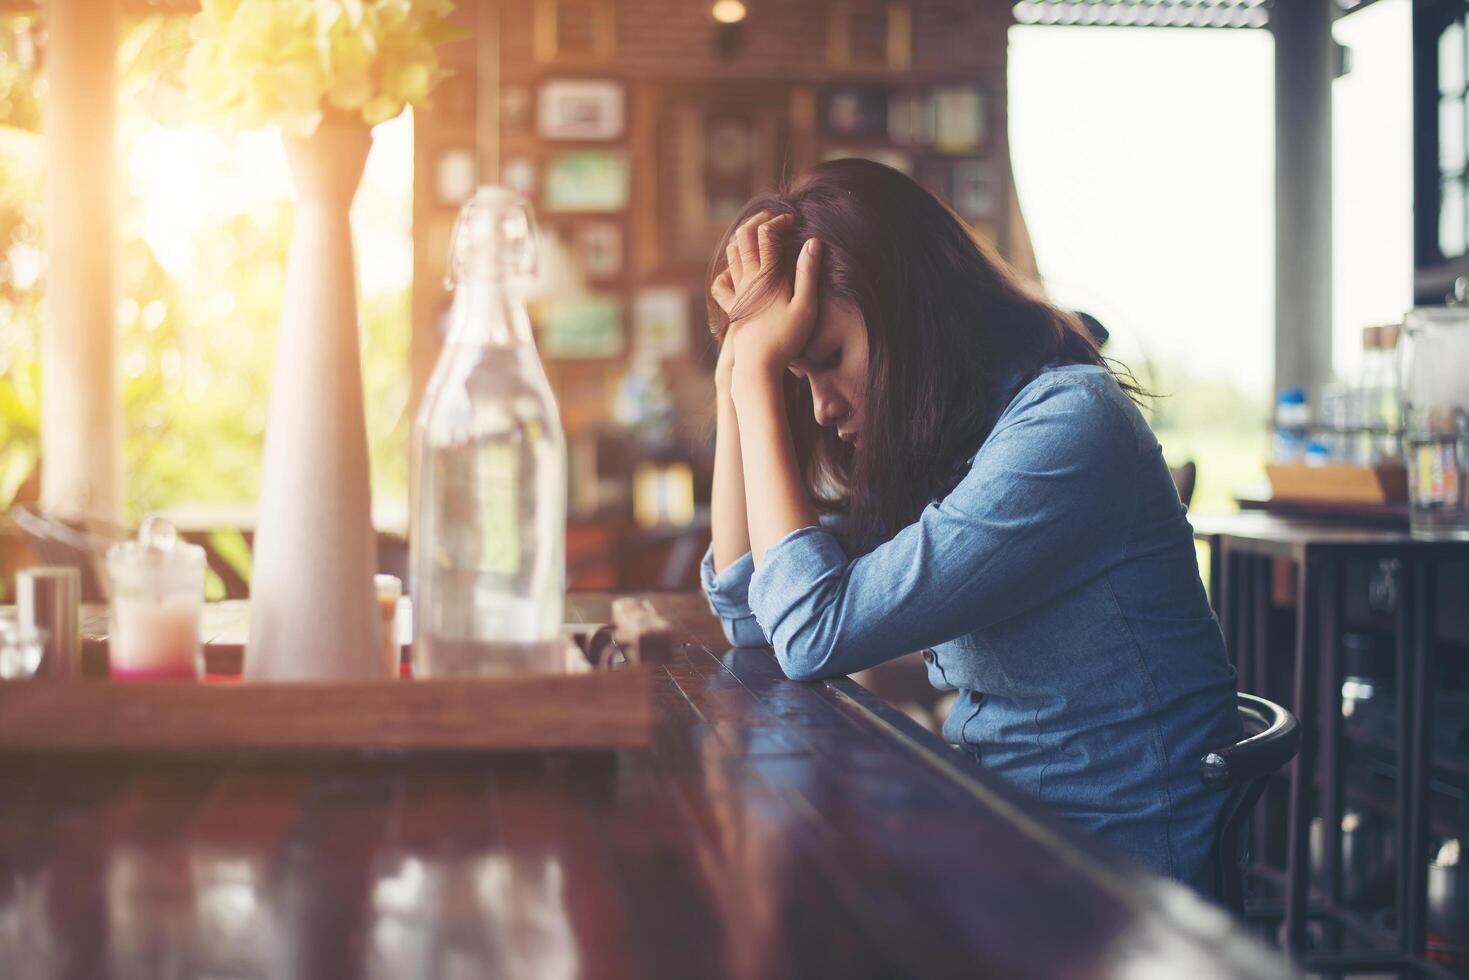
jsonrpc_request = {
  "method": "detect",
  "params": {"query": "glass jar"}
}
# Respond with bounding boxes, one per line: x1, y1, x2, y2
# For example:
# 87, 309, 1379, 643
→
410, 187, 567, 677
104, 517, 206, 681
1401, 307, 1469, 538
0, 612, 44, 680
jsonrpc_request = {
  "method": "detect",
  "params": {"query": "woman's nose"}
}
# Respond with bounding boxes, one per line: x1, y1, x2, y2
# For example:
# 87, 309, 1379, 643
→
810, 386, 848, 429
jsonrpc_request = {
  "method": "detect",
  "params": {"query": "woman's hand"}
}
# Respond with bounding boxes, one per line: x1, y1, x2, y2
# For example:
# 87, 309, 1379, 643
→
710, 211, 823, 380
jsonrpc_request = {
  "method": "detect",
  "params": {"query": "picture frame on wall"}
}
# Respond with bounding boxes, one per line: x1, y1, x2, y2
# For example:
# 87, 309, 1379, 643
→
660, 92, 787, 271
951, 160, 999, 219
704, 111, 757, 225
932, 85, 988, 155
538, 79, 625, 141
575, 222, 623, 279
827, 0, 912, 71
543, 151, 630, 212
533, 0, 617, 63
887, 91, 931, 146
541, 294, 624, 358
633, 287, 691, 359
706, 115, 754, 179
825, 87, 887, 140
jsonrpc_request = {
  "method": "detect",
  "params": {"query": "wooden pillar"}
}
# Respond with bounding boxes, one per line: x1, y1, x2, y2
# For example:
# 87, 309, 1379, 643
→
40, 0, 121, 522
1273, 0, 1334, 402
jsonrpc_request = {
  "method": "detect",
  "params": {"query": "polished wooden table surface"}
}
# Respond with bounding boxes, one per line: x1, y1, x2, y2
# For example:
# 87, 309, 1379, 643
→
0, 594, 1291, 979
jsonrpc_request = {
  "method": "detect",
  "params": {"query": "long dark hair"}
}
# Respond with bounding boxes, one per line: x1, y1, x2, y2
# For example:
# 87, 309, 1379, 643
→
707, 158, 1145, 553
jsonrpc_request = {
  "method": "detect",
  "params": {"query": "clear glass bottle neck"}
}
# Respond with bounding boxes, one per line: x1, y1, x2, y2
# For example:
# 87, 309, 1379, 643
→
444, 275, 535, 348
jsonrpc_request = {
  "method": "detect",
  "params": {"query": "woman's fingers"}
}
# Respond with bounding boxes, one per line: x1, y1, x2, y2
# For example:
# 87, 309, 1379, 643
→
726, 212, 764, 289
735, 215, 763, 282
711, 269, 736, 313
725, 239, 743, 290
790, 237, 822, 321
756, 213, 791, 271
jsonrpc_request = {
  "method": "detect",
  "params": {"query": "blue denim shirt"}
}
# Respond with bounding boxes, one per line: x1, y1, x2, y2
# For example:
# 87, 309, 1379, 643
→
700, 364, 1241, 884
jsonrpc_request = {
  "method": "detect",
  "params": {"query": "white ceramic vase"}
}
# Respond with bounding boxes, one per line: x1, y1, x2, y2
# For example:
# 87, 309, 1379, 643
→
245, 123, 384, 681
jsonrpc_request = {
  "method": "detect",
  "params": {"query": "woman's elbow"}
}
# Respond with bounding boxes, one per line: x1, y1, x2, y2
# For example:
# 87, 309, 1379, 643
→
720, 614, 768, 649
773, 639, 838, 683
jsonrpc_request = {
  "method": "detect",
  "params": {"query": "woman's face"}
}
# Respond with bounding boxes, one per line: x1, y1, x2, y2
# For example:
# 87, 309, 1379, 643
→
788, 298, 869, 450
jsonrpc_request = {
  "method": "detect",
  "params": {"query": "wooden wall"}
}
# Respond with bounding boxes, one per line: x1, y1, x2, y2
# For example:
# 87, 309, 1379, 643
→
412, 0, 1021, 516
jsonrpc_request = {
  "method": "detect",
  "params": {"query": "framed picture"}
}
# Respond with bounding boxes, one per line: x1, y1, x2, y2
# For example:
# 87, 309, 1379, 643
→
433, 146, 477, 207
827, 1, 912, 71
932, 86, 987, 155
537, 79, 625, 140
952, 160, 999, 219
633, 287, 691, 359
533, 0, 617, 63
656, 89, 787, 272
501, 156, 538, 197
543, 151, 630, 212
541, 294, 624, 358
887, 91, 931, 146
706, 116, 753, 179
825, 87, 887, 139
575, 222, 623, 279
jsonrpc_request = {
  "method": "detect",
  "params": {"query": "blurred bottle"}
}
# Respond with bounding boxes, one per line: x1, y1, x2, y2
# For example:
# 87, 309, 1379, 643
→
1319, 382, 1355, 463
411, 188, 567, 677
1273, 387, 1311, 463
1356, 324, 1404, 464
1401, 305, 1469, 538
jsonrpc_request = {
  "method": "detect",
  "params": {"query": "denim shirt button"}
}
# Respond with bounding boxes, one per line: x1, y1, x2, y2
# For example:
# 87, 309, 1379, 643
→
921, 649, 935, 664
970, 691, 986, 705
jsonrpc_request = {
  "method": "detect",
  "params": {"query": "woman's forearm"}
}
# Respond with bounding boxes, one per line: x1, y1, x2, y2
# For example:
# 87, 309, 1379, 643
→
732, 361, 818, 565
711, 380, 752, 574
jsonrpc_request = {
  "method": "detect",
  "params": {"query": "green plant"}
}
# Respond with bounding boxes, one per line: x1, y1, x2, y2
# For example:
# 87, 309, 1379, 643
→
184, 0, 460, 134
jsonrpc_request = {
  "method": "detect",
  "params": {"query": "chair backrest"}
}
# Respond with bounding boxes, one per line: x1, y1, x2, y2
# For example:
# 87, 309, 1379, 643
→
1170, 460, 1197, 509
1199, 692, 1300, 914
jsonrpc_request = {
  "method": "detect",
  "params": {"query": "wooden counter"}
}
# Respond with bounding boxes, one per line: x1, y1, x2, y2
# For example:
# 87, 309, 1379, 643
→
0, 593, 1290, 978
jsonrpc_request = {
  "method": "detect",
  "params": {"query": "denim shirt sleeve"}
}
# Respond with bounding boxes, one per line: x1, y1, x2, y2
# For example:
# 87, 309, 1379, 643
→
747, 376, 1140, 681
700, 511, 849, 649
699, 545, 767, 647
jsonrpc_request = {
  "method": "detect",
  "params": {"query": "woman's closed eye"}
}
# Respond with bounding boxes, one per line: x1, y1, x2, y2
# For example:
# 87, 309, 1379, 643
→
819, 348, 842, 371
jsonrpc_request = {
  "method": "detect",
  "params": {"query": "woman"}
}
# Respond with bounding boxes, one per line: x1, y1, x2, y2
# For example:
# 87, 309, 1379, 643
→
700, 159, 1241, 888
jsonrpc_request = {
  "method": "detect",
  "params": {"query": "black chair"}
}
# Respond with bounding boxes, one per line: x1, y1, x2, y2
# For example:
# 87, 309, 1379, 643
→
1199, 692, 1301, 915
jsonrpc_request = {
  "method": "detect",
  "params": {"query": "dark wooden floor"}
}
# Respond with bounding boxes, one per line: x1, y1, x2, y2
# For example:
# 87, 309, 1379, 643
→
0, 593, 1292, 979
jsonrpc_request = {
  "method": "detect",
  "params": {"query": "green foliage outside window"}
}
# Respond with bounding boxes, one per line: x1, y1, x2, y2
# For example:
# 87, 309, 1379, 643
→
0, 15, 411, 521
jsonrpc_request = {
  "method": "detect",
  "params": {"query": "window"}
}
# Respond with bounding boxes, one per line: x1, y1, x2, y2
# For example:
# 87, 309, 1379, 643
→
0, 15, 413, 518
1008, 25, 1274, 512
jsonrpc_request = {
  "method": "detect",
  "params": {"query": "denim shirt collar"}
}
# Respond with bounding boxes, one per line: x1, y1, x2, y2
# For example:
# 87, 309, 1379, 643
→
963, 361, 1037, 466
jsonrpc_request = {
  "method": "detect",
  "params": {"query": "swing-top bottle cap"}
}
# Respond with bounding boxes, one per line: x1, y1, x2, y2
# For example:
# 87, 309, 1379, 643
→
445, 185, 538, 289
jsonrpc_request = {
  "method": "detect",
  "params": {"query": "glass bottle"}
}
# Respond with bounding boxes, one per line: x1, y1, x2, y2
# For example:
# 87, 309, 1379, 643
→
1401, 305, 1469, 538
1272, 387, 1311, 463
1355, 324, 1404, 465
411, 188, 567, 676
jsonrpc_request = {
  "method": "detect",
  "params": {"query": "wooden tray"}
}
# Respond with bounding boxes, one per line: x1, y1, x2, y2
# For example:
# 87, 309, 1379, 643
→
1265, 461, 1408, 505
0, 667, 653, 754
0, 599, 675, 755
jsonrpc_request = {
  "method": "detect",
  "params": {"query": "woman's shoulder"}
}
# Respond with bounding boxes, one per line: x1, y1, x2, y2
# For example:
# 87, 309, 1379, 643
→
986, 363, 1152, 457
1006, 364, 1135, 419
